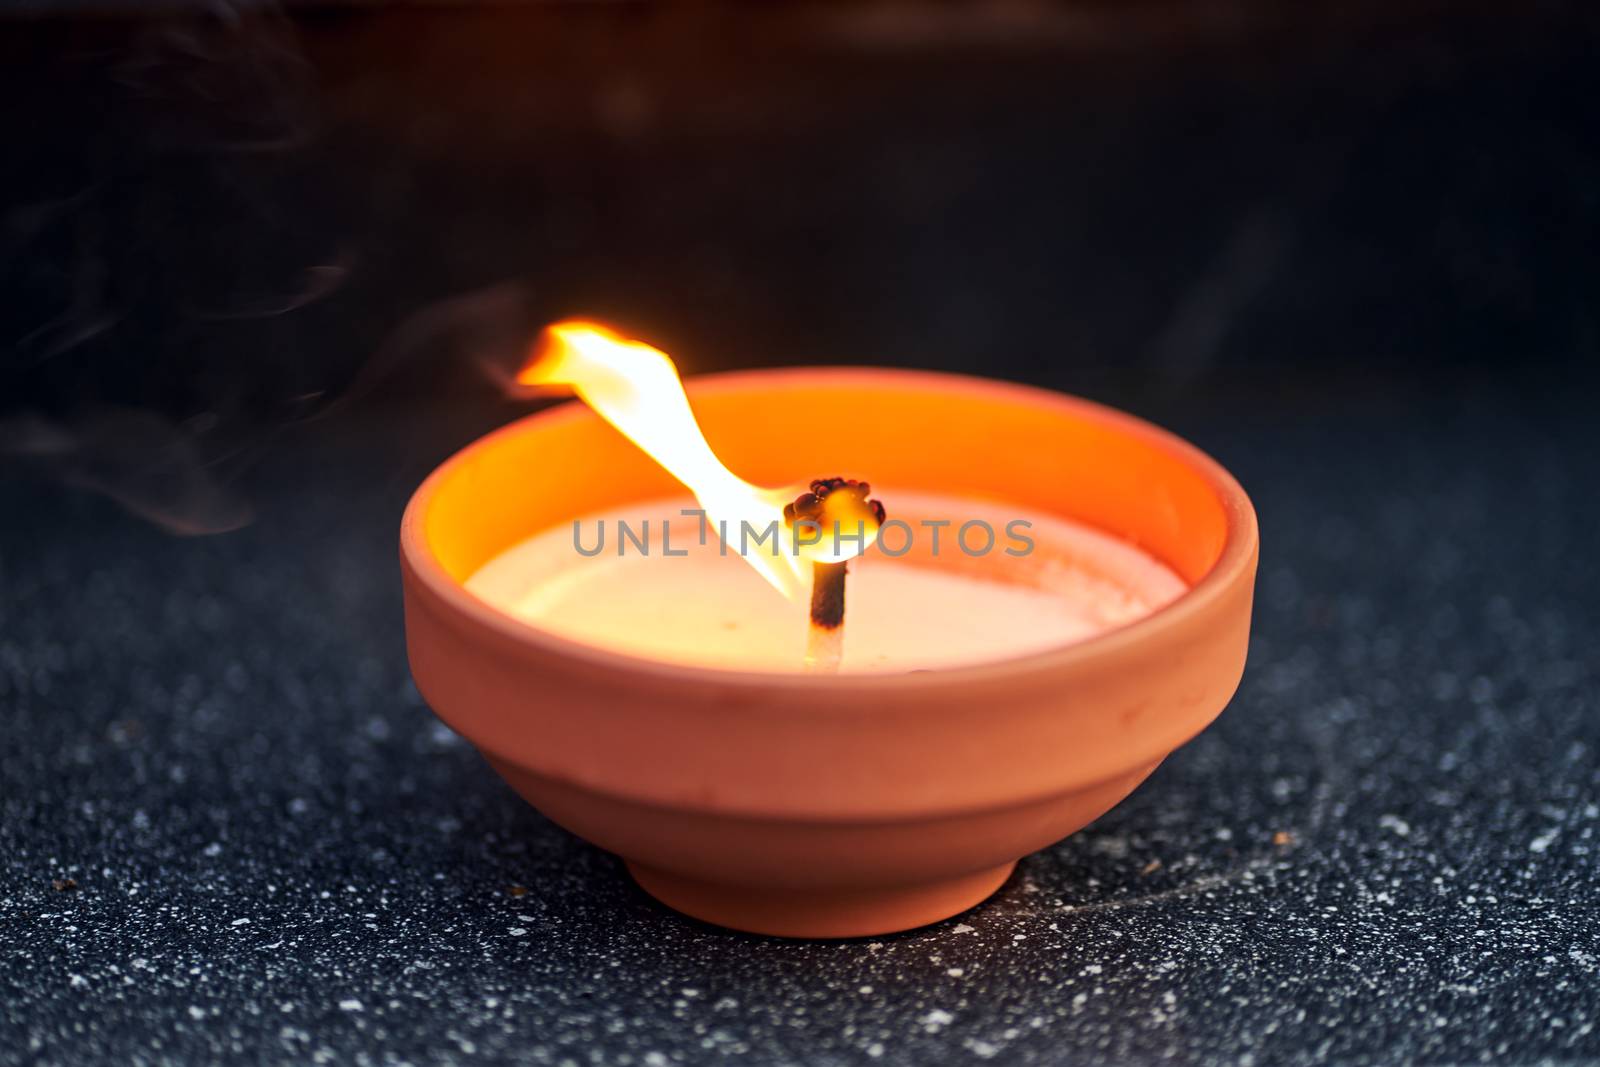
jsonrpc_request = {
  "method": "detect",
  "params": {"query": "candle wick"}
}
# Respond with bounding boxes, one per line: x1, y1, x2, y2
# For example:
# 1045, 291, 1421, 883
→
785, 477, 886, 674
805, 561, 849, 672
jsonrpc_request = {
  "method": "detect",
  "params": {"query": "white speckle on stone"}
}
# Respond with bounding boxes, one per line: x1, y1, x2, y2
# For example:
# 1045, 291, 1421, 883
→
946, 967, 965, 977
230, 917, 250, 927
338, 999, 363, 1013
508, 927, 528, 937
951, 923, 976, 934
69, 974, 88, 990
920, 1008, 956, 1032
1379, 814, 1412, 837
188, 1006, 206, 1020
866, 1044, 884, 1059
858, 985, 874, 995
203, 842, 223, 857
1530, 830, 1557, 853
644, 1053, 669, 1067
965, 1038, 1000, 1058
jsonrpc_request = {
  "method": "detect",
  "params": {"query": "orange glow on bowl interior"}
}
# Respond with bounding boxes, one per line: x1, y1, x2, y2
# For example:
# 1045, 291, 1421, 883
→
423, 365, 1231, 594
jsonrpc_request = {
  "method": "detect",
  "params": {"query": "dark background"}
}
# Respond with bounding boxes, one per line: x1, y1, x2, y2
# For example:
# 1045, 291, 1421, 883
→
2, 4, 1598, 1066
4, 2, 1598, 483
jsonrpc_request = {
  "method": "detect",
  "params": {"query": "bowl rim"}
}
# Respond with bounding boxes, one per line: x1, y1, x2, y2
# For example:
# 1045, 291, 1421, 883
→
400, 366, 1258, 692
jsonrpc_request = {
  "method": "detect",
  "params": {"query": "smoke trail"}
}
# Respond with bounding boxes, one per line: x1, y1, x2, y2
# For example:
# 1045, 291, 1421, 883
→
0, 409, 252, 536
317, 281, 546, 418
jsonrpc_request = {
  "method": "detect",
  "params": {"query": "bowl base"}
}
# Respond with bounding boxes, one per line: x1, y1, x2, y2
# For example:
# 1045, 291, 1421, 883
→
626, 860, 1017, 939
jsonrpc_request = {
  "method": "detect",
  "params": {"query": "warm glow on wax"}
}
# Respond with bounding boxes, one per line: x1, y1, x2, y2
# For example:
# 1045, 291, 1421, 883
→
517, 321, 880, 599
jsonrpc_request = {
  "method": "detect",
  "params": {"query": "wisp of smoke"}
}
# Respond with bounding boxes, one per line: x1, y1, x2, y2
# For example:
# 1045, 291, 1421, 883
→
0, 409, 252, 536
188, 251, 354, 321
318, 281, 546, 418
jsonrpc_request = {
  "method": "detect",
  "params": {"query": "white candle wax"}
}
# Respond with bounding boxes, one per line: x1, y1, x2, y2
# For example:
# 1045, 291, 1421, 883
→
466, 491, 1186, 674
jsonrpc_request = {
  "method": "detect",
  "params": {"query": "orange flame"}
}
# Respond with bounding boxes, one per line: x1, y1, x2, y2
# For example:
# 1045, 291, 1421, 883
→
518, 321, 880, 600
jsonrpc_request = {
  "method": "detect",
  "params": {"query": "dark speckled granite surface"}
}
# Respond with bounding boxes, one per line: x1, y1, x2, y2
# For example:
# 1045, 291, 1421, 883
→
2, 402, 1596, 1066
4, 3, 1600, 1062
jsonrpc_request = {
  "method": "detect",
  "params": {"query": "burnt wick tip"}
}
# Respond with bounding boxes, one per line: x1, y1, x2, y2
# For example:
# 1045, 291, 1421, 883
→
784, 476, 885, 526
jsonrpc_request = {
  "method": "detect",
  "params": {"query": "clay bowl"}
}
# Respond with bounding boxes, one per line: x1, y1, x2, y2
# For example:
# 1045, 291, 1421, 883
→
400, 368, 1257, 938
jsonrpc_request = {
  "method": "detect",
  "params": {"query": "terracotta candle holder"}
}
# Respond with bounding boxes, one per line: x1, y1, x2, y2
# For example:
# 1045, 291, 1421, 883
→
400, 368, 1258, 938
